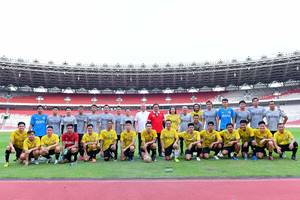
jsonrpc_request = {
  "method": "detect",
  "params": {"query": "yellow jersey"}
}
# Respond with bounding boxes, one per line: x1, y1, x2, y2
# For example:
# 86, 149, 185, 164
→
253, 129, 273, 147
237, 127, 254, 143
141, 129, 157, 143
191, 110, 204, 121
219, 130, 240, 147
82, 132, 99, 151
99, 129, 117, 151
161, 128, 178, 148
10, 129, 27, 149
41, 134, 59, 147
179, 131, 200, 148
120, 130, 137, 147
23, 137, 40, 151
165, 114, 181, 130
274, 130, 294, 145
199, 130, 222, 148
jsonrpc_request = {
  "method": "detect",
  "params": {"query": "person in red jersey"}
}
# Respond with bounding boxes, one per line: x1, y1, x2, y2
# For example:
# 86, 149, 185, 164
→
61, 124, 79, 163
147, 104, 165, 157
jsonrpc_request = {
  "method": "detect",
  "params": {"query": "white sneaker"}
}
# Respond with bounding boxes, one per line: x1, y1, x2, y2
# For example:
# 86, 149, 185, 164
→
54, 160, 58, 165
213, 155, 219, 160
217, 152, 224, 158
196, 157, 201, 161
34, 160, 39, 165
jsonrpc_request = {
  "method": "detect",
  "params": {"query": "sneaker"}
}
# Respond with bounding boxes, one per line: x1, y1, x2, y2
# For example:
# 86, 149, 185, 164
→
217, 152, 224, 158
196, 157, 201, 161
54, 160, 58, 165
252, 155, 257, 161
46, 157, 52, 164
231, 156, 238, 160
34, 160, 39, 165
268, 156, 274, 160
279, 154, 283, 159
291, 155, 296, 160
4, 162, 9, 167
92, 158, 97, 163
213, 155, 219, 160
174, 158, 180, 162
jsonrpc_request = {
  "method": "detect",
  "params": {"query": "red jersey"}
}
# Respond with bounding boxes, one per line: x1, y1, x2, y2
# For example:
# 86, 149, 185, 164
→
62, 132, 79, 148
147, 111, 164, 133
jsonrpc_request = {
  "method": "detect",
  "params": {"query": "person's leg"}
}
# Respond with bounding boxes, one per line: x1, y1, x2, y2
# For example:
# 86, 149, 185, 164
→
70, 148, 78, 162
78, 134, 84, 157
180, 137, 184, 155
150, 143, 157, 161
157, 133, 162, 156
138, 132, 142, 157
5, 146, 12, 163
291, 142, 298, 159
115, 135, 120, 160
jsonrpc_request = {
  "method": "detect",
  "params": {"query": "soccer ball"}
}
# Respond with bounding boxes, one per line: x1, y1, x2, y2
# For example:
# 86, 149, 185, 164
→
143, 155, 152, 163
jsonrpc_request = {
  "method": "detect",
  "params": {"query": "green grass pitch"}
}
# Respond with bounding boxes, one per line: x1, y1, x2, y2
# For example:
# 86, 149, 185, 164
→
0, 128, 300, 179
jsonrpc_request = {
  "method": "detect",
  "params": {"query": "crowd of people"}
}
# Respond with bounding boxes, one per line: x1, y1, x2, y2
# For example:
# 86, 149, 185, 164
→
3, 97, 298, 167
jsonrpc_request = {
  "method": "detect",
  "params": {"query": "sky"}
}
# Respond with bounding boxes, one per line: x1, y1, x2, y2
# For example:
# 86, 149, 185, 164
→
0, 0, 299, 65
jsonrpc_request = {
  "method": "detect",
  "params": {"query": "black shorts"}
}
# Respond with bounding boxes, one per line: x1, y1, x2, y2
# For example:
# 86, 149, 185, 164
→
103, 144, 114, 158
164, 143, 174, 156
48, 149, 56, 155
185, 144, 197, 155
274, 143, 297, 153
13, 145, 23, 159
123, 148, 133, 157
256, 144, 268, 153
141, 143, 153, 154
202, 147, 211, 154
87, 149, 100, 156
223, 146, 235, 153
241, 141, 253, 152
28, 151, 35, 159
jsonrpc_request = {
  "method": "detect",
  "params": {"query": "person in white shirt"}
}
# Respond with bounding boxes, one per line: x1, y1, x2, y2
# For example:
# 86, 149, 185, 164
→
134, 104, 149, 157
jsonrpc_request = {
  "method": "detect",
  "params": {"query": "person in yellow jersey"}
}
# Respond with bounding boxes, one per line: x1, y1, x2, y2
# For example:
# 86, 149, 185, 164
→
120, 120, 136, 161
20, 131, 41, 166
274, 123, 298, 160
165, 107, 180, 131
82, 124, 100, 163
141, 122, 157, 162
4, 122, 27, 167
40, 126, 60, 164
179, 123, 201, 161
160, 119, 179, 162
219, 123, 240, 160
253, 121, 275, 160
190, 103, 204, 122
99, 120, 117, 161
199, 121, 222, 160
237, 120, 255, 160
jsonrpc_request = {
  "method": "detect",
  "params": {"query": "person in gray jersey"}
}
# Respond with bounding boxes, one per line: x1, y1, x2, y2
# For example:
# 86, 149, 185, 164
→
47, 107, 62, 136
265, 101, 288, 134
202, 100, 218, 130
179, 106, 192, 155
114, 106, 124, 159
235, 100, 251, 128
99, 104, 115, 131
87, 104, 100, 133
122, 108, 135, 131
248, 97, 266, 129
75, 105, 88, 159
61, 107, 77, 135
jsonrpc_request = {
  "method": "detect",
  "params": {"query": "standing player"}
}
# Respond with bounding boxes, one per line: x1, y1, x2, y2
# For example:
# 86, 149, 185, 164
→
81, 124, 99, 163
135, 104, 150, 158
147, 104, 164, 157
179, 106, 192, 155
141, 122, 158, 162
274, 123, 298, 160
199, 121, 222, 160
160, 120, 179, 162
202, 100, 218, 130
191, 103, 204, 122
122, 108, 135, 130
46, 107, 62, 137
99, 120, 117, 161
265, 101, 288, 135
192, 114, 203, 131
237, 120, 255, 160
120, 121, 136, 161
179, 123, 201, 161
61, 124, 79, 163
4, 122, 27, 167
61, 107, 77, 135
219, 123, 240, 160
248, 97, 266, 129
253, 121, 275, 160
165, 107, 180, 131
115, 106, 124, 160
87, 104, 100, 133
75, 106, 88, 160
235, 100, 251, 128
29, 105, 48, 138
99, 105, 115, 131
40, 126, 60, 164
217, 99, 235, 131
20, 131, 41, 166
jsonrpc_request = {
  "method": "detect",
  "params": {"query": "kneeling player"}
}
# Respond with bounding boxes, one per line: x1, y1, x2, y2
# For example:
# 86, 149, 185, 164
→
161, 120, 179, 162
99, 120, 117, 161
253, 121, 275, 160
219, 123, 240, 160
120, 120, 136, 161
82, 124, 100, 163
199, 121, 222, 160
20, 131, 41, 166
179, 123, 201, 161
238, 120, 255, 160
61, 124, 79, 163
40, 126, 60, 164
141, 122, 157, 162
4, 122, 27, 167
274, 123, 298, 160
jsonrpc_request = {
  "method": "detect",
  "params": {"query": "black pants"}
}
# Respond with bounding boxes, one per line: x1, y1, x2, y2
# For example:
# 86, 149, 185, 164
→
138, 132, 142, 157
157, 133, 162, 156
115, 135, 121, 159
78, 134, 84, 156
180, 137, 184, 155
275, 142, 298, 156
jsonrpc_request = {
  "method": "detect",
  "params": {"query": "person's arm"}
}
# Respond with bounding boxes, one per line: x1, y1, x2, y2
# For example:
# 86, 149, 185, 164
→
160, 132, 164, 152
28, 115, 34, 131
73, 117, 78, 132
46, 142, 59, 150
231, 108, 236, 127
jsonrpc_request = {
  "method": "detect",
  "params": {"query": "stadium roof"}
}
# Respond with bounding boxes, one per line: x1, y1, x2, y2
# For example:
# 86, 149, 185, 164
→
0, 52, 300, 92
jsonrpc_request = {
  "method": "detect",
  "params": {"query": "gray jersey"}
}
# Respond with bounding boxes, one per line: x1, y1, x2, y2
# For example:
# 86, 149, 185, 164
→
122, 115, 135, 127
47, 115, 62, 136
115, 114, 124, 135
265, 109, 287, 131
202, 109, 218, 130
235, 109, 251, 128
99, 113, 115, 131
75, 114, 88, 134
61, 115, 77, 133
87, 113, 99, 133
248, 106, 266, 128
179, 113, 192, 132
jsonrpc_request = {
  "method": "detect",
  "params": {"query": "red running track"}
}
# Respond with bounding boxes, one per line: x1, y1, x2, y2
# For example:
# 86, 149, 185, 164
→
1, 178, 300, 200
